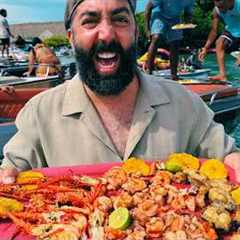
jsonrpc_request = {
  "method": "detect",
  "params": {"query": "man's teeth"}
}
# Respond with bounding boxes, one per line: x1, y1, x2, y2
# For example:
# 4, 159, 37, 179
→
97, 52, 116, 59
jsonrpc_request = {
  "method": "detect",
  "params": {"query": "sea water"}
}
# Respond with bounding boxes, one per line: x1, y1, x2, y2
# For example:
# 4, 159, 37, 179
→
203, 54, 240, 147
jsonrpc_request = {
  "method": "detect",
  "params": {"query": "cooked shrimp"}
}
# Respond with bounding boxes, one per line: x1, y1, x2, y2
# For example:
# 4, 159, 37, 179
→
164, 230, 188, 240
132, 192, 148, 206
125, 228, 146, 240
169, 215, 185, 232
169, 195, 186, 210
94, 196, 112, 212
112, 191, 133, 209
133, 200, 158, 224
104, 167, 127, 190
145, 217, 164, 237
122, 178, 146, 194
185, 195, 196, 212
151, 171, 172, 185
104, 227, 126, 240
149, 185, 167, 204
138, 200, 158, 217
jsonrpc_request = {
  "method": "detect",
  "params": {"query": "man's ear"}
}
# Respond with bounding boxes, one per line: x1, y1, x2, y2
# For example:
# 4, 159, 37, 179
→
67, 29, 73, 44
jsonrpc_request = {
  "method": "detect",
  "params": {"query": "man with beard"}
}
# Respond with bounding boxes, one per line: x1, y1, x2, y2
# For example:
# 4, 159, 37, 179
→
199, 0, 240, 81
0, 0, 240, 183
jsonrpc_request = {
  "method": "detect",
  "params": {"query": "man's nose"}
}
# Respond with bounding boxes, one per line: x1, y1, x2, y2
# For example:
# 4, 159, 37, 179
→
98, 21, 115, 44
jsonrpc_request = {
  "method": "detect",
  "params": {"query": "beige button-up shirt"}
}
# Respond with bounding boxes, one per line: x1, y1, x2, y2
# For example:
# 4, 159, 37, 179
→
1, 71, 237, 170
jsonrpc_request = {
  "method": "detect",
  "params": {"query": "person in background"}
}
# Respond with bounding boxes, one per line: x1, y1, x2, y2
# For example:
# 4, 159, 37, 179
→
27, 37, 62, 77
144, 0, 195, 80
0, 0, 239, 184
199, 0, 240, 81
0, 9, 14, 58
15, 35, 26, 49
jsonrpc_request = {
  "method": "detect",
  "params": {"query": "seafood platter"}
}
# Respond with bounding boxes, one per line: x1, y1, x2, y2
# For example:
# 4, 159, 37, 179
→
1, 153, 240, 239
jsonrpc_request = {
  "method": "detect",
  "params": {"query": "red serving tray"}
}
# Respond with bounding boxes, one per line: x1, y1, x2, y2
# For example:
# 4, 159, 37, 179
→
0, 161, 237, 240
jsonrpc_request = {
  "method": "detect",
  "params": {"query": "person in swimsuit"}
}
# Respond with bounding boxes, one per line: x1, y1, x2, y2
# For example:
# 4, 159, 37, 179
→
199, 0, 240, 81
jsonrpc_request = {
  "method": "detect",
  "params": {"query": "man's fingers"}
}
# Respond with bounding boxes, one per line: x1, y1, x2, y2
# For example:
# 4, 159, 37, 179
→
0, 167, 18, 184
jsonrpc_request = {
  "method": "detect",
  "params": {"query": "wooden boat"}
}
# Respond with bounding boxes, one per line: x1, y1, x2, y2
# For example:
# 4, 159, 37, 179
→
183, 81, 240, 124
0, 88, 47, 119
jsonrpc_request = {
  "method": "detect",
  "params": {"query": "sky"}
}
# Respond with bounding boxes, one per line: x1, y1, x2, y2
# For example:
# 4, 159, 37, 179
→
0, 0, 147, 24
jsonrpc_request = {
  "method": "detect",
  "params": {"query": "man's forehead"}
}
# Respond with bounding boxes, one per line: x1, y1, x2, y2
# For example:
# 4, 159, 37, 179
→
64, 0, 136, 30
75, 1, 131, 15
75, 0, 131, 13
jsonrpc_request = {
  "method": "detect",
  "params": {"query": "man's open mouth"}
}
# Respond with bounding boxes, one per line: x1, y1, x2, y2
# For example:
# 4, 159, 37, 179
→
94, 51, 120, 75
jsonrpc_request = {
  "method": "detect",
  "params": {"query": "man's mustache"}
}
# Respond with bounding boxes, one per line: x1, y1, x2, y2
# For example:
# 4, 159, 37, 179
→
88, 40, 124, 57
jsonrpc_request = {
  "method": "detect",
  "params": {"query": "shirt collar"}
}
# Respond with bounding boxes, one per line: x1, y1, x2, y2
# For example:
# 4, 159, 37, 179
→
62, 74, 91, 116
137, 69, 170, 108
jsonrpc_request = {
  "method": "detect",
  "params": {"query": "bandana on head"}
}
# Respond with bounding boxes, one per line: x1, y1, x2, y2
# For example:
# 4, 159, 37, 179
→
64, 0, 136, 30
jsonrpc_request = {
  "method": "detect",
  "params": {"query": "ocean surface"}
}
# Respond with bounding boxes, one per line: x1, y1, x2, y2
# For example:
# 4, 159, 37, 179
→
0, 0, 148, 24
203, 54, 240, 147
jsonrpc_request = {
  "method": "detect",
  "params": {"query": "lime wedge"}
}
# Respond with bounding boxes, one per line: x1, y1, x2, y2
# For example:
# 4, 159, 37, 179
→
165, 160, 182, 173
109, 207, 131, 230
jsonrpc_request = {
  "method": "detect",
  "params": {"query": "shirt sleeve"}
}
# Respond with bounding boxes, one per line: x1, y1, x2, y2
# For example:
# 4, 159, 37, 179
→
188, 92, 238, 160
1, 101, 47, 171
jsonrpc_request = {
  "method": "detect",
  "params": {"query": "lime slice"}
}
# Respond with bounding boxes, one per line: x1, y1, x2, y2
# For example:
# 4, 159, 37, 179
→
165, 161, 182, 173
109, 207, 131, 230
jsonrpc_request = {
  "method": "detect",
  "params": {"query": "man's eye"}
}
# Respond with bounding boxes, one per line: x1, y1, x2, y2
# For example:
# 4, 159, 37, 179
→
82, 19, 98, 26
113, 16, 129, 25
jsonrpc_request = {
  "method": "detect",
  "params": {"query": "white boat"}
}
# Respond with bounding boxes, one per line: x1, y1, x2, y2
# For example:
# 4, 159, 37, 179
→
153, 68, 211, 80
0, 75, 64, 88
0, 63, 75, 88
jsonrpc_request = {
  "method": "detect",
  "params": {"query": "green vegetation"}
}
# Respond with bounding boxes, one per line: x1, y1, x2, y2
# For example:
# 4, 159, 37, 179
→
43, 35, 70, 48
135, 2, 224, 53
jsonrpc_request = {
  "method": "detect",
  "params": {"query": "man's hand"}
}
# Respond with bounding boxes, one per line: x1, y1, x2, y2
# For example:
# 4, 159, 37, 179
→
0, 167, 18, 184
224, 152, 240, 182
198, 47, 208, 61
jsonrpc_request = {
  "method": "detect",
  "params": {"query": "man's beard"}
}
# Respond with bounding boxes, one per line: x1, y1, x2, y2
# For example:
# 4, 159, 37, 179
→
73, 40, 137, 96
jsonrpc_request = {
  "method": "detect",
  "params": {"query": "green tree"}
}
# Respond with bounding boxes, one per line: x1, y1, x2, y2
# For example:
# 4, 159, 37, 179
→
43, 35, 70, 48
135, 3, 224, 52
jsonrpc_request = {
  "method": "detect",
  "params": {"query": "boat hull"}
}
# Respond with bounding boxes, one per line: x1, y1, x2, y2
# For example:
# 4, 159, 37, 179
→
153, 69, 211, 80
